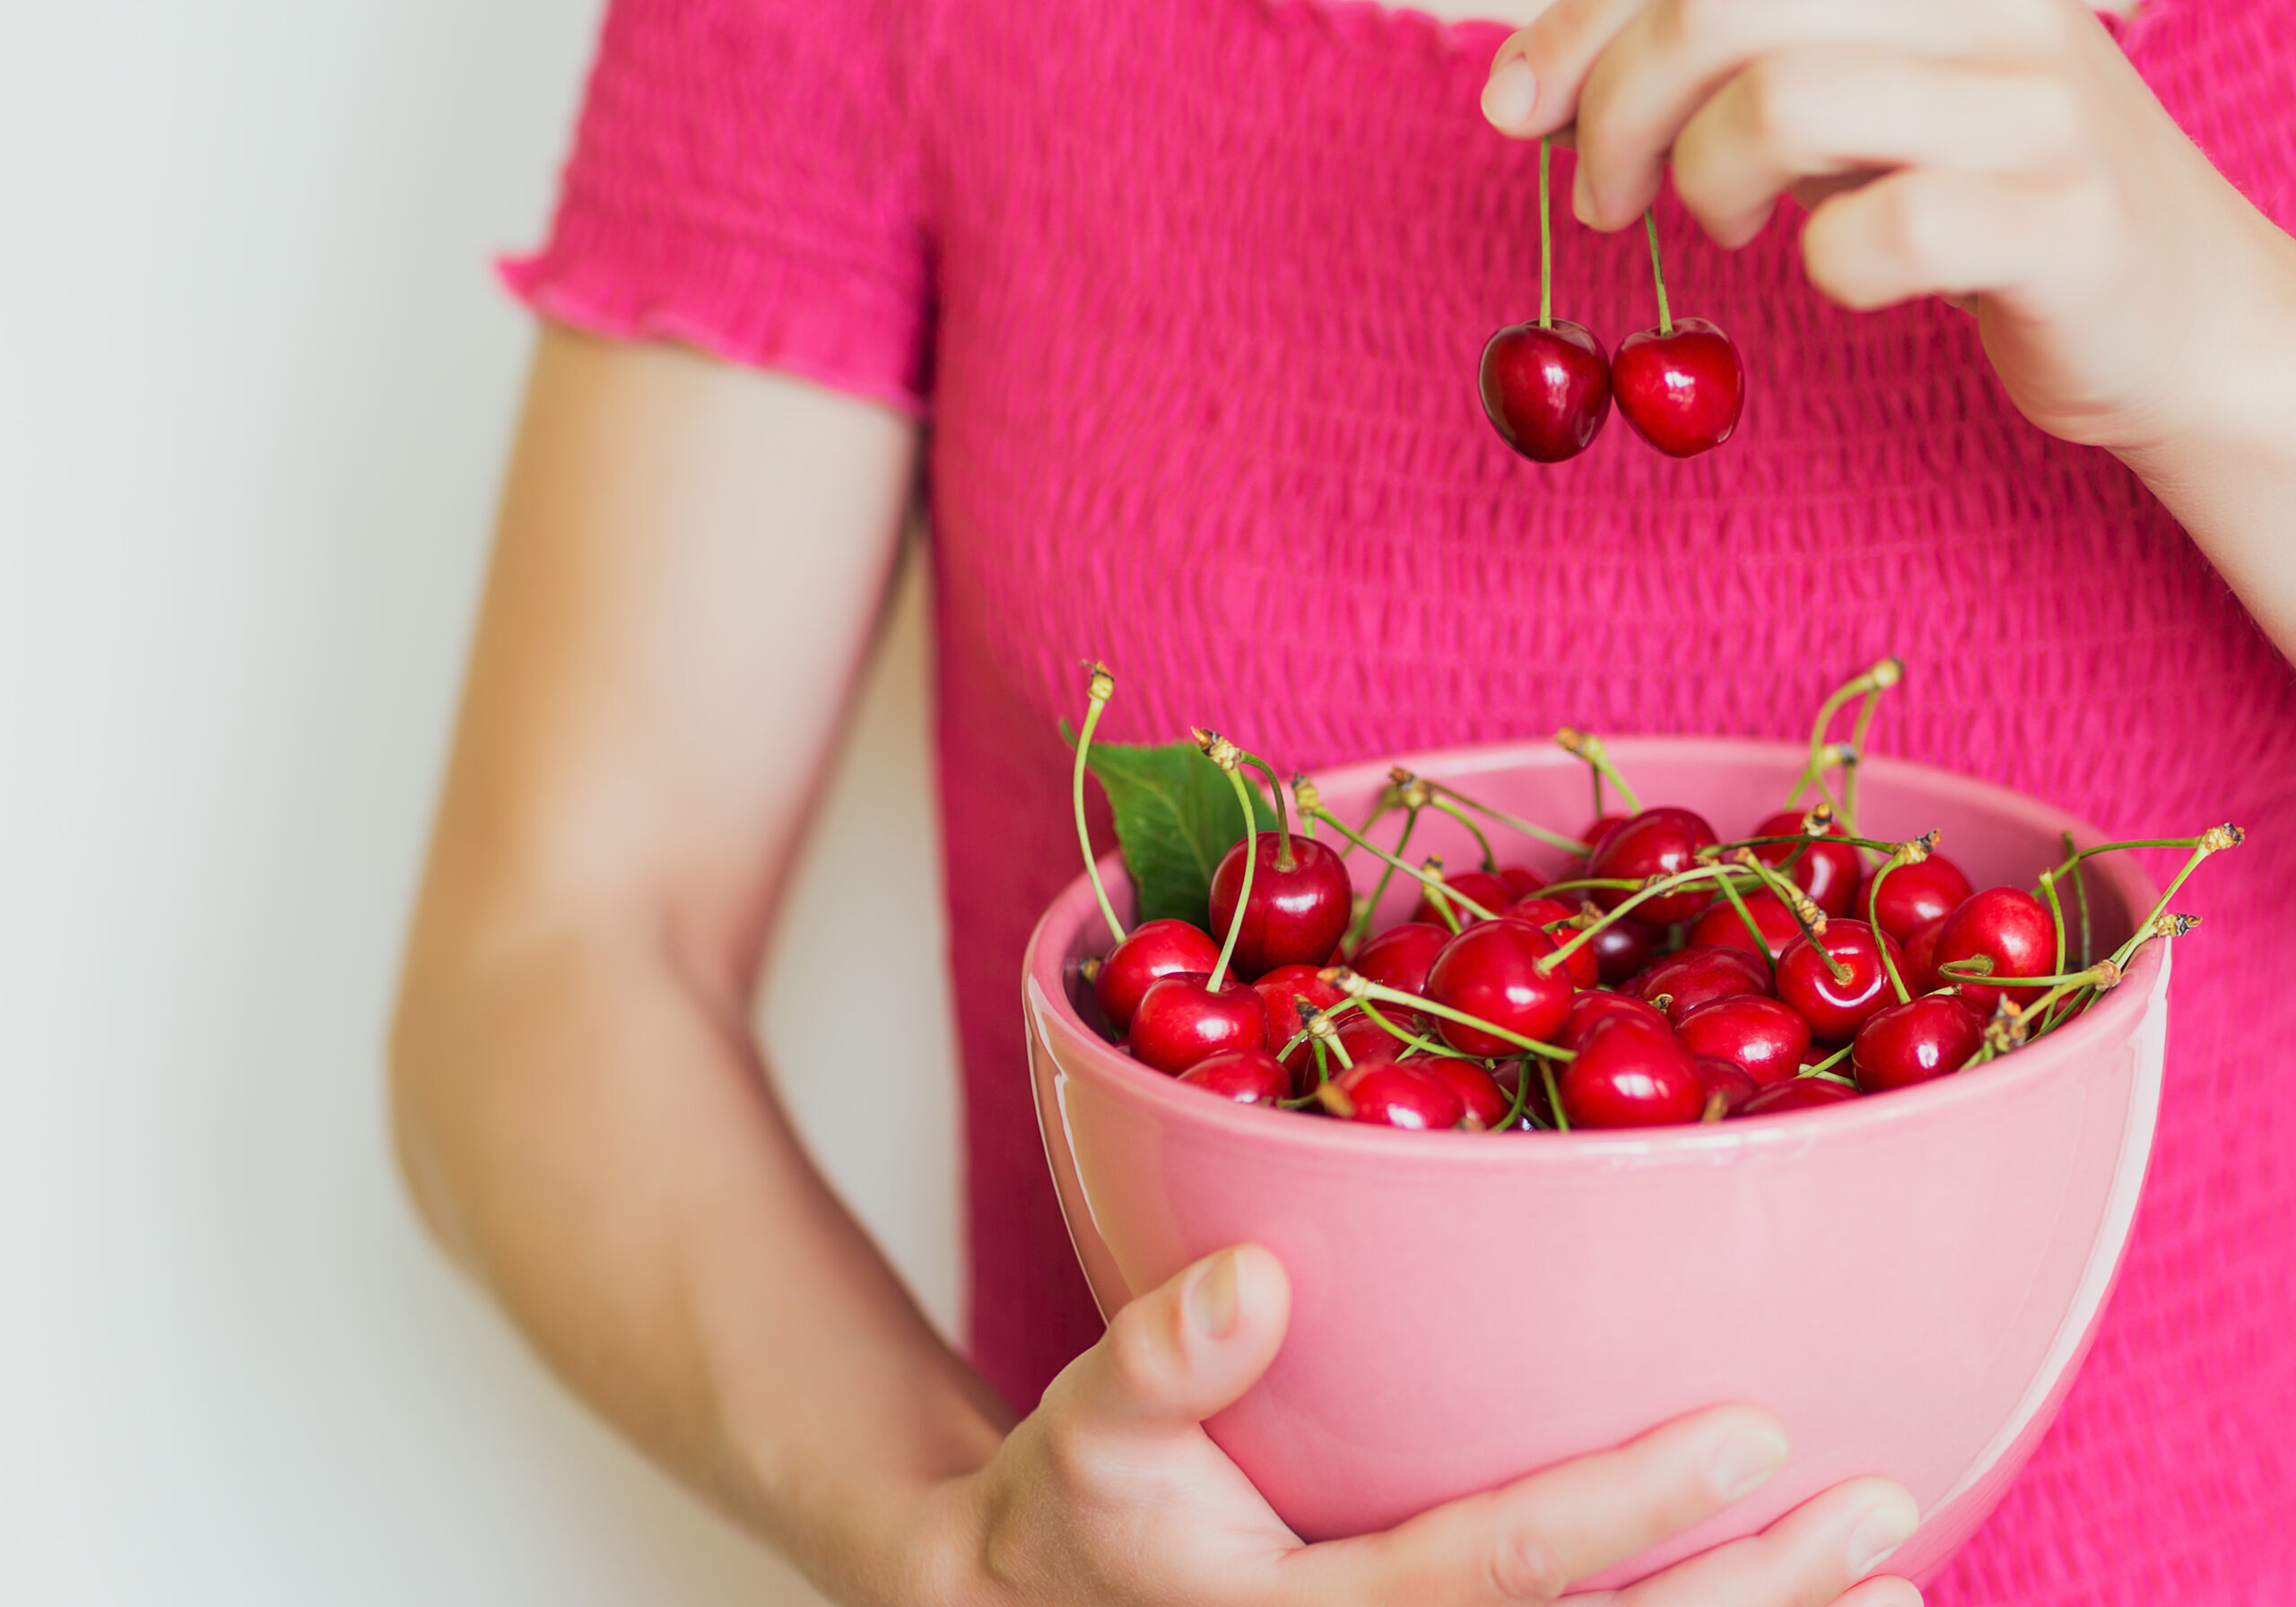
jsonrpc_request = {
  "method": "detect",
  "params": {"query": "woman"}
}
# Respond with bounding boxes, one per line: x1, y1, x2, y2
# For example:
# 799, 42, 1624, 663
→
391, 0, 2296, 1601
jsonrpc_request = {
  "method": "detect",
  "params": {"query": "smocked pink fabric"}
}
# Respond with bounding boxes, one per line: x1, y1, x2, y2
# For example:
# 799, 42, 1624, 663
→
506, 1, 2296, 1599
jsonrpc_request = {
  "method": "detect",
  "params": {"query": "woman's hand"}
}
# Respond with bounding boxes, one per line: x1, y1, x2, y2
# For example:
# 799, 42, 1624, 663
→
907, 1245, 1921, 1606
1478, 0, 2296, 462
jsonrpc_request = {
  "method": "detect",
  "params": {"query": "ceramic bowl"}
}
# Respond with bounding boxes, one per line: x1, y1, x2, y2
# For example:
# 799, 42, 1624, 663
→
1022, 738, 2168, 1589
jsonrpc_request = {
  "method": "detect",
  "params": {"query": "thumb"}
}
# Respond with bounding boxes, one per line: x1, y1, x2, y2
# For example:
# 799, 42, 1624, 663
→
1047, 1245, 1290, 1438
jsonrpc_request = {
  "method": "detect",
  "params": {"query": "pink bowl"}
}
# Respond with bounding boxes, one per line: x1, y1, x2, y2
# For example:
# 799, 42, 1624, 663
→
1023, 738, 2168, 1590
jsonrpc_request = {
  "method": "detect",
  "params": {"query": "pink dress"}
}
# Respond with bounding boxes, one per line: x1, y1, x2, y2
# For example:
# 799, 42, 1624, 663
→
505, 0, 2296, 1598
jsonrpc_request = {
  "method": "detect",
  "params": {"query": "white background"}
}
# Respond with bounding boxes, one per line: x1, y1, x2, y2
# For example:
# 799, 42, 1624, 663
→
0, 3, 959, 1602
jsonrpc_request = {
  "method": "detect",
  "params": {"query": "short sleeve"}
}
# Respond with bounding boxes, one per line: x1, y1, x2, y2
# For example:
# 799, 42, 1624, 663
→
501, 0, 935, 414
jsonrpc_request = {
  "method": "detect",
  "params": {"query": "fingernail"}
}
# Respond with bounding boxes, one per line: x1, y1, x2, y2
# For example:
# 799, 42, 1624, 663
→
1848, 1499, 1919, 1579
1187, 1251, 1242, 1341
1481, 55, 1537, 127
1709, 1426, 1789, 1503
1571, 169, 1596, 227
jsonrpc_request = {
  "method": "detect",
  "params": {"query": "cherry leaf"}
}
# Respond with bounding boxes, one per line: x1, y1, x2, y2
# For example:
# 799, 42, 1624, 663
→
1084, 741, 1274, 931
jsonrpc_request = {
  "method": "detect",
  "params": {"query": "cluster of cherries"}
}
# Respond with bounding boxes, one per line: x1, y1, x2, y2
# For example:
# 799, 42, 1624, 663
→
1073, 660, 2235, 1134
1480, 143, 1743, 462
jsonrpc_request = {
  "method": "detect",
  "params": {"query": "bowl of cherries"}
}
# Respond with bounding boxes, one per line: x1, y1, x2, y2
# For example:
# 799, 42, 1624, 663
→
1022, 659, 2239, 1589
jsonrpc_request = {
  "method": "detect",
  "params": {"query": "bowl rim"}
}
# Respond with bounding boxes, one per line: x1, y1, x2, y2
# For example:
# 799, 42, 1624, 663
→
1025, 735, 2168, 1165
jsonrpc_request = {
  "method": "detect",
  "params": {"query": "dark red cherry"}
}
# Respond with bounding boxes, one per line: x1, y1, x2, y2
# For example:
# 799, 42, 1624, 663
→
1588, 807, 1721, 924
1558, 1016, 1706, 1128
1207, 831, 1353, 980
1688, 890, 1802, 960
1425, 918, 1576, 1056
1738, 1076, 1862, 1116
1587, 913, 1662, 985
1095, 918, 1221, 1033
1851, 995, 1985, 1093
1775, 921, 1906, 1042
1412, 869, 1516, 928
1676, 995, 1812, 1086
1321, 1059, 1465, 1130
1899, 914, 1954, 1001
1692, 1055, 1760, 1116
1424, 1058, 1512, 1131
1611, 317, 1744, 458
1254, 964, 1348, 1085
1857, 854, 1974, 944
1128, 974, 1270, 1073
1631, 943, 1771, 1023
1177, 1047, 1291, 1107
1497, 864, 1545, 899
1478, 319, 1613, 463
1502, 896, 1598, 988
1931, 887, 2057, 1012
1352, 920, 1453, 1000
1750, 811, 1862, 918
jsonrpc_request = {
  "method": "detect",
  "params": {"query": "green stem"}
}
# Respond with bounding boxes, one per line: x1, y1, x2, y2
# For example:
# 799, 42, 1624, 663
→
1354, 998, 1476, 1060
2064, 831, 2092, 970
1424, 779, 1592, 856
1866, 854, 1913, 1005
1310, 807, 1498, 921
1073, 668, 1126, 946
2039, 870, 2066, 980
1428, 795, 1500, 873
1712, 873, 1776, 979
1335, 974, 1576, 1062
2108, 835, 2233, 970
1208, 766, 1259, 993
1801, 1041, 1854, 1078
1538, 862, 1757, 974
1538, 138, 1553, 330
1735, 853, 1851, 985
1556, 731, 1643, 817
1643, 209, 1672, 336
1344, 804, 1420, 952
1238, 751, 1292, 871
1542, 1060, 1570, 1133
2039, 834, 2223, 886
1709, 831, 1908, 859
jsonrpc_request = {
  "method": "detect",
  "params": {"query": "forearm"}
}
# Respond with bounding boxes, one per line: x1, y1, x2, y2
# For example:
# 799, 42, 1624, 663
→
391, 915, 1008, 1596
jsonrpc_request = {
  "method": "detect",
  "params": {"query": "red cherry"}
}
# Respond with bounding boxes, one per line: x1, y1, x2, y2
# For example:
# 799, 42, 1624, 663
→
1425, 918, 1576, 1057
1557, 988, 1674, 1050
1578, 815, 1629, 857
1177, 1047, 1291, 1107
1412, 869, 1516, 927
1497, 864, 1544, 899
1738, 1076, 1862, 1116
1587, 807, 1721, 924
1331, 1011, 1417, 1071
1851, 995, 1985, 1094
1423, 1058, 1512, 1131
1692, 1055, 1760, 1116
1352, 921, 1453, 1001
1094, 918, 1221, 1033
1750, 811, 1863, 918
1587, 913, 1662, 985
1478, 319, 1613, 463
1775, 920, 1906, 1041
1502, 896, 1598, 988
1857, 854, 1975, 944
1558, 1016, 1705, 1128
1676, 995, 1812, 1086
1630, 943, 1771, 1023
1687, 890, 1803, 960
1931, 887, 2058, 1012
1611, 317, 1744, 457
1207, 831, 1352, 980
1254, 964, 1348, 1084
1323, 1059, 1465, 1130
1900, 914, 1952, 998
1128, 974, 1270, 1073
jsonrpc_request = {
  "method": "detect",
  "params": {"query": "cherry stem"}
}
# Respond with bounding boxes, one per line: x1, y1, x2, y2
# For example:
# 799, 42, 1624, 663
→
1275, 998, 1362, 1073
1324, 971, 1576, 1062
2039, 834, 2226, 885
1427, 795, 1500, 873
1542, 1060, 1570, 1133
1935, 960, 2120, 989
1532, 876, 1643, 896
2108, 829, 2240, 971
1554, 730, 1642, 816
1419, 858, 1466, 934
1795, 658, 1901, 827
2063, 831, 2092, 969
1538, 138, 1554, 330
1642, 209, 1673, 336
1207, 755, 1258, 993
1734, 853, 1853, 985
1073, 664, 1126, 946
1535, 862, 1757, 975
1354, 997, 1476, 1060
1236, 750, 1294, 871
2039, 870, 2067, 980
1801, 1041, 1854, 1078
1866, 852, 1914, 1004
1711, 873, 1776, 980
1422, 778, 1591, 856
1344, 802, 1421, 952
1309, 807, 1499, 921
1706, 830, 1902, 858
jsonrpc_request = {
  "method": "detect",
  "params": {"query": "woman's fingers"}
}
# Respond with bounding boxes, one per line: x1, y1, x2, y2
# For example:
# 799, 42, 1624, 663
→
1799, 166, 2099, 310
1274, 1404, 1790, 1606
1672, 50, 2087, 248
1610, 1476, 1921, 1607
1039, 1245, 1291, 1439
1483, 0, 1650, 141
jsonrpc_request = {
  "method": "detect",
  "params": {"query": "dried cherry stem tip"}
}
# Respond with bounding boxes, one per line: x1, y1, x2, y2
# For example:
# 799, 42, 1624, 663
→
1074, 661, 1126, 945
1291, 773, 1324, 838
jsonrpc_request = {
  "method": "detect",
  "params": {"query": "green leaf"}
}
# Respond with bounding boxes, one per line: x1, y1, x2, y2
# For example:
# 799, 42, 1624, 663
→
1086, 741, 1274, 931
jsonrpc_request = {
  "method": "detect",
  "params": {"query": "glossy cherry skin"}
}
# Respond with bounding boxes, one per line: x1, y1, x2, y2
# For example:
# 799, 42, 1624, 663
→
1334, 1012, 1419, 1069
1557, 988, 1674, 1050
1558, 1016, 1706, 1128
1424, 1058, 1513, 1131
1750, 811, 1863, 918
1931, 886, 2058, 1012
1692, 1055, 1760, 1116
1478, 319, 1613, 463
1425, 918, 1576, 1057
1587, 914, 1662, 985
1775, 920, 1907, 1042
1857, 854, 1974, 944
1323, 1059, 1465, 1130
1688, 890, 1802, 960
1208, 831, 1353, 980
1738, 1075, 1862, 1116
1094, 918, 1221, 1033
1851, 995, 1986, 1094
1677, 995, 1812, 1086
1412, 869, 1516, 928
1502, 896, 1598, 988
1578, 815, 1628, 857
1128, 973, 1270, 1074
1631, 943, 1771, 1023
1587, 806, 1721, 924
1497, 864, 1544, 899
1611, 317, 1744, 457
1177, 1047, 1291, 1107
1352, 921, 1453, 1001
1254, 964, 1348, 1084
